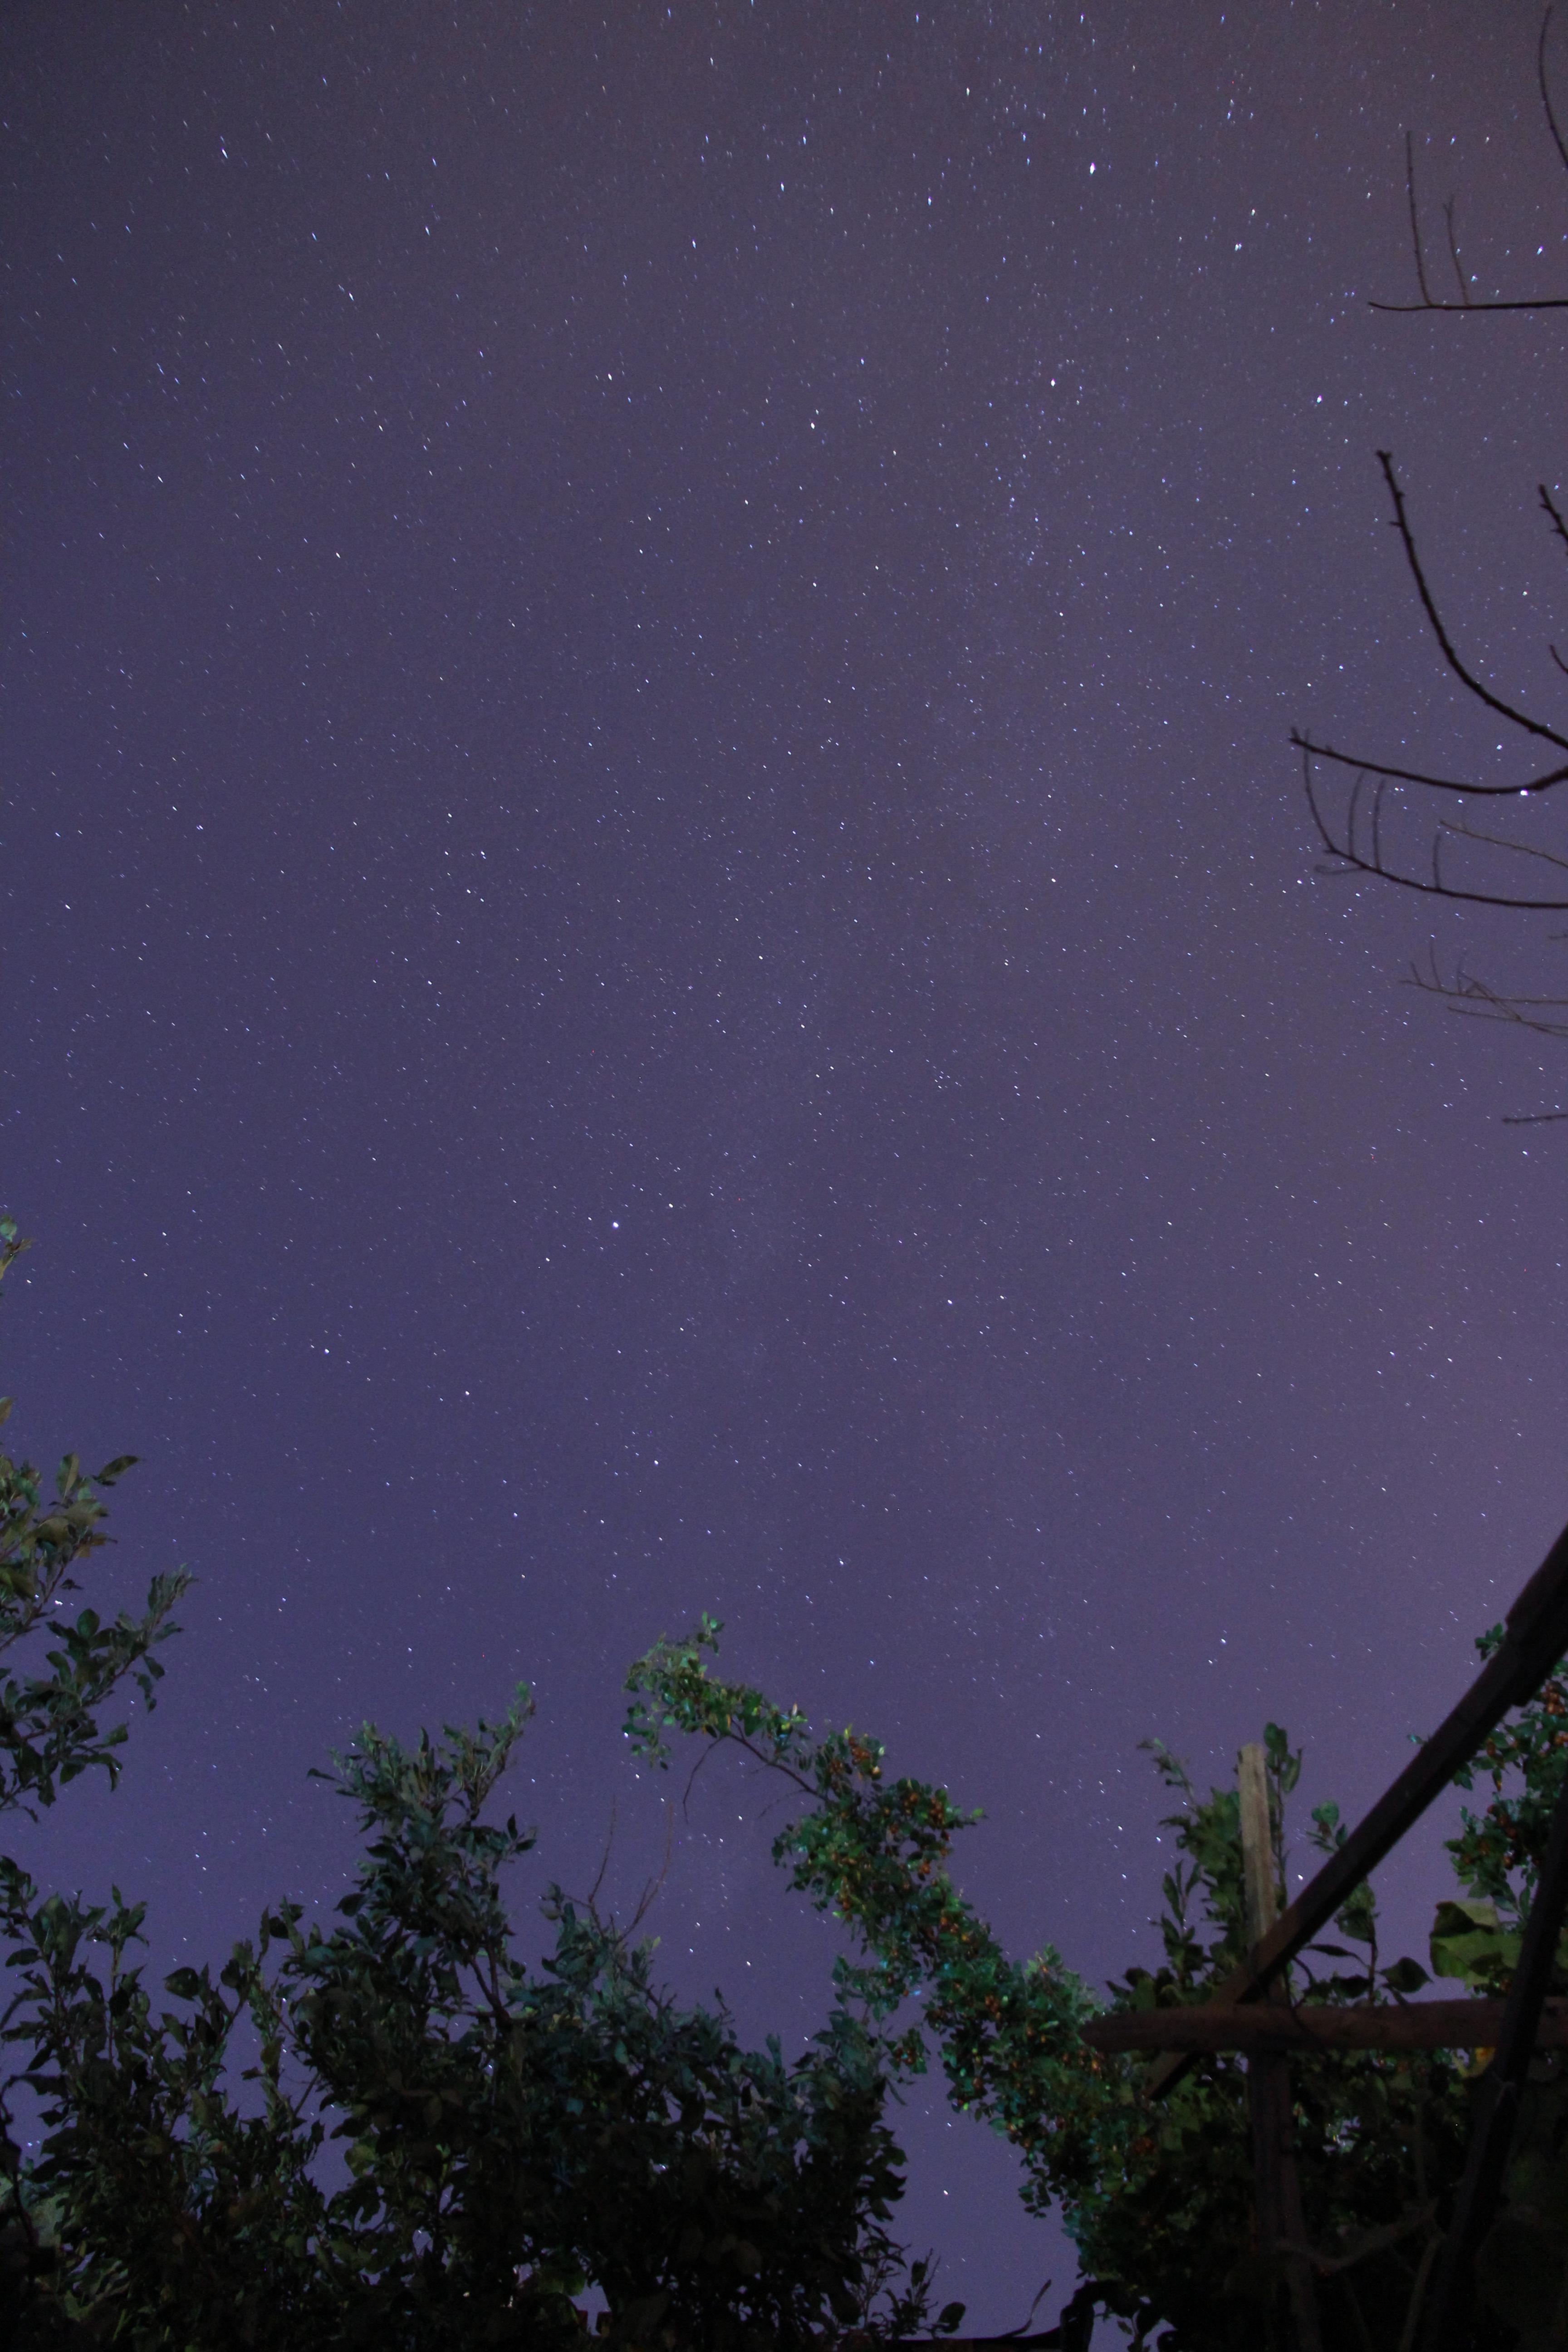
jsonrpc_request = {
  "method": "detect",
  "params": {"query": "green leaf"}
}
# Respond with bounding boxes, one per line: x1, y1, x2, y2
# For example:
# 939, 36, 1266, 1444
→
1431, 1898, 1521, 1989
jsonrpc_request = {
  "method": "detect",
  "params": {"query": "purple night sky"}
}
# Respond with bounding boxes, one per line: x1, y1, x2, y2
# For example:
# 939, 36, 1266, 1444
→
4, 2, 1567, 2329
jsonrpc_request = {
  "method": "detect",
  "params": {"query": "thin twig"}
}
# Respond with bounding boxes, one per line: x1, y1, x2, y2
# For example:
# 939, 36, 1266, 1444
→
586, 1795, 617, 1911
1542, 482, 1568, 556
1348, 768, 1367, 866
1371, 31, 1568, 306
1404, 961, 1568, 1037
1440, 813, 1568, 875
629, 1801, 676, 1930
1406, 131, 1435, 307
1441, 196, 1470, 305
1542, 4, 1568, 173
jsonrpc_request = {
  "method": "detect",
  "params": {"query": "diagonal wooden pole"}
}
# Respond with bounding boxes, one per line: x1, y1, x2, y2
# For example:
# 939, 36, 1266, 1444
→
1240, 1743, 1323, 2352
1150, 1516, 1568, 2101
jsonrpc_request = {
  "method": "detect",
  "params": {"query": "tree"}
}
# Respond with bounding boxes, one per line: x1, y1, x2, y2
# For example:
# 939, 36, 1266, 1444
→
10, 1705, 948, 2350
0, 1223, 959, 2351
0, 1217, 188, 2330
1296, 11, 1568, 1112
625, 1617, 1568, 2349
10, 1213, 1568, 2347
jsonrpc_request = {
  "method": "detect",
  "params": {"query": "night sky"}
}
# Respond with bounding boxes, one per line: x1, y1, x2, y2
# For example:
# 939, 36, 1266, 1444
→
5, 1, 1568, 2329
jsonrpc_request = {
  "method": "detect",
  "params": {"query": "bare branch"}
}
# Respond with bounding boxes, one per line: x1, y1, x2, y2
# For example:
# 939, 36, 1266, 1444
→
1347, 766, 1367, 865
628, 1801, 676, 1931
1441, 811, 1568, 876
1405, 129, 1435, 307
1542, 4, 1568, 173
586, 1795, 617, 1910
1441, 195, 1471, 306
1369, 293, 1568, 314
1405, 958, 1568, 1037
1300, 749, 1568, 909
1542, 482, 1568, 556
1377, 452, 1568, 755
1294, 727, 1568, 799
1308, 13, 1568, 1106
1372, 28, 1568, 312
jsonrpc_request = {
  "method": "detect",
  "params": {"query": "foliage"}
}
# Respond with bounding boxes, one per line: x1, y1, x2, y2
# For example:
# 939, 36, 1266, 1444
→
1422, 1637, 1568, 2347
10, 1207, 1568, 2347
1446, 1630, 1568, 1936
624, 1619, 1109, 2222
0, 1219, 191, 2334
8, 1701, 944, 2350
626, 1618, 1568, 2350
1085, 1738, 1473, 2350
0, 1223, 962, 2349
0, 1220, 184, 1833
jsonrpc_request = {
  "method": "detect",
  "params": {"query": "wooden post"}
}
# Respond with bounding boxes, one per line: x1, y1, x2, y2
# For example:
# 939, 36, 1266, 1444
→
1148, 1513, 1568, 2103
1422, 1759, 1568, 2351
1239, 1743, 1323, 2352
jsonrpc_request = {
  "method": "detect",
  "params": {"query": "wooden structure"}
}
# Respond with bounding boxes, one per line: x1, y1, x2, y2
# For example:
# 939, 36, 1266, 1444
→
1236, 1739, 1322, 2348
1078, 1514, 1568, 2352
1086, 1996, 1568, 2055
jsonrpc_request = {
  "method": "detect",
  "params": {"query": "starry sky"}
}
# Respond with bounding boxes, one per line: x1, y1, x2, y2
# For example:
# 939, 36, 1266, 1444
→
5, 0, 1568, 2329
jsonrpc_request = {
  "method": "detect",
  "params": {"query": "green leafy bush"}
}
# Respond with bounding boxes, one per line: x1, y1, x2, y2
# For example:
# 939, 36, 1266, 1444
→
9, 1702, 942, 2348
0, 1224, 957, 2350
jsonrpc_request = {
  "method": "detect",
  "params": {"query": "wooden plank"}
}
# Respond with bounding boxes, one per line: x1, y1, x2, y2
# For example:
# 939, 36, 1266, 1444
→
1239, 1742, 1322, 2352
1083, 1997, 1568, 2055
1238, 1741, 1278, 1950
1146, 1513, 1568, 2098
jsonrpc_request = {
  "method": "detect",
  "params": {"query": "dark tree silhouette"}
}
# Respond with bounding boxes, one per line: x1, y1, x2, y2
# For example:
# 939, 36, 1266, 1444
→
1297, 10, 1568, 1113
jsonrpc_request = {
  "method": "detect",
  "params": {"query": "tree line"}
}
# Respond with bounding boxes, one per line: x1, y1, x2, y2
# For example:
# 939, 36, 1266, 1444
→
4, 1208, 1568, 2349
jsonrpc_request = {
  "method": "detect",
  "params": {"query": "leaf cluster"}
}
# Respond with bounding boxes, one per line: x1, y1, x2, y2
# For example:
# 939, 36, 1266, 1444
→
0, 1239, 949, 2349
0, 1222, 182, 1828
626, 1622, 1108, 2220
627, 1623, 1568, 2349
7, 1698, 936, 2350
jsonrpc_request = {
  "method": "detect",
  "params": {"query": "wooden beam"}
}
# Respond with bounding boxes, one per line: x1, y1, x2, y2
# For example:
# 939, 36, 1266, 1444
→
1239, 1742, 1322, 2352
1238, 1741, 1279, 1952
1083, 1997, 1568, 2056
1146, 1513, 1568, 2098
